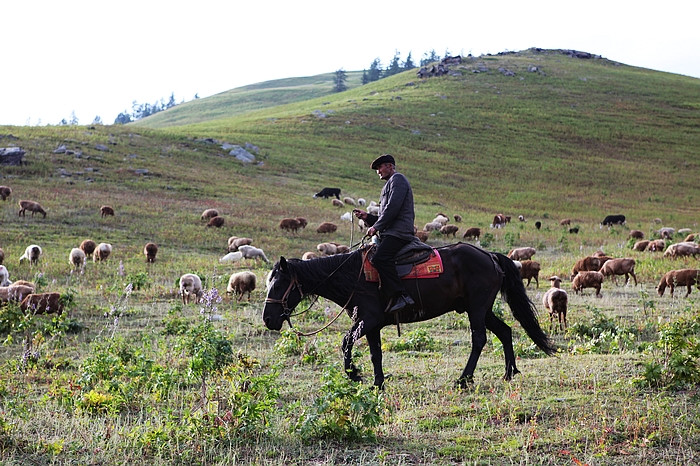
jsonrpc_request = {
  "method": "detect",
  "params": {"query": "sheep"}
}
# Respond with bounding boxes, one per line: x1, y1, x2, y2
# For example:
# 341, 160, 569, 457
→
432, 214, 449, 225
80, 239, 97, 256
0, 185, 12, 201
647, 239, 667, 252
491, 214, 509, 228
316, 222, 338, 234
357, 198, 366, 206
0, 265, 10, 286
535, 221, 542, 230
423, 221, 443, 232
657, 269, 700, 297
228, 237, 253, 252
207, 216, 225, 228
302, 251, 319, 260
227, 271, 257, 301
18, 200, 46, 218
93, 243, 112, 262
628, 230, 644, 240
462, 227, 481, 241
570, 255, 612, 280
507, 247, 536, 261
678, 228, 692, 236
343, 197, 356, 206
658, 227, 675, 239
179, 273, 203, 305
568, 227, 580, 234
219, 251, 244, 263
69, 247, 86, 270
599, 258, 637, 286
543, 276, 568, 332
518, 260, 541, 288
415, 231, 429, 243
237, 245, 269, 263
0, 284, 36, 303
144, 243, 158, 263
19, 244, 42, 266
296, 217, 308, 229
367, 205, 380, 215
440, 225, 459, 237
334, 244, 350, 254
317, 242, 338, 256
201, 208, 219, 220
559, 219, 571, 226
331, 199, 344, 207
340, 212, 352, 222
571, 271, 604, 297
632, 240, 650, 251
279, 218, 302, 233
453, 214, 462, 223
20, 293, 63, 315
518, 215, 525, 222
664, 242, 700, 258
100, 205, 115, 217
684, 233, 697, 243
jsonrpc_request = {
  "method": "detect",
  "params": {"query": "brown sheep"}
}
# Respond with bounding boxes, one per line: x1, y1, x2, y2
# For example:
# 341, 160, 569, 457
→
80, 239, 97, 256
302, 251, 319, 260
20, 293, 63, 315
543, 276, 568, 332
228, 237, 253, 252
317, 242, 338, 256
628, 230, 644, 240
559, 219, 571, 226
657, 269, 700, 297
571, 271, 604, 297
647, 239, 667, 252
664, 242, 700, 258
100, 205, 115, 217
570, 255, 612, 280
279, 218, 302, 233
144, 243, 158, 263
507, 247, 536, 261
227, 271, 256, 301
207, 216, 225, 228
518, 260, 541, 288
331, 199, 344, 207
453, 214, 462, 223
317, 222, 337, 234
201, 208, 219, 220
296, 217, 308, 229
632, 240, 650, 251
93, 243, 112, 262
683, 233, 697, 242
463, 227, 481, 241
415, 230, 429, 243
18, 200, 46, 218
599, 258, 637, 286
0, 284, 35, 303
0, 247, 3, 265
343, 197, 356, 206
0, 186, 11, 201
492, 214, 509, 228
440, 224, 459, 237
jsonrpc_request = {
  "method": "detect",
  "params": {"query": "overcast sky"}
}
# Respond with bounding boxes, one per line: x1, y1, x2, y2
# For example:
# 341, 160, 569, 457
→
2, 1, 698, 126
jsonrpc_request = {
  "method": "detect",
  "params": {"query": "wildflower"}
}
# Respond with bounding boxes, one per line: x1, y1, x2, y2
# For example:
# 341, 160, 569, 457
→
118, 260, 125, 277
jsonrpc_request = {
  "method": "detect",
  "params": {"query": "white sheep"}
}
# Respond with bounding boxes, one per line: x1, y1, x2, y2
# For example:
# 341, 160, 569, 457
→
340, 212, 352, 222
423, 221, 443, 232
432, 214, 449, 225
179, 273, 203, 305
93, 243, 112, 262
19, 244, 42, 265
357, 198, 366, 206
219, 251, 244, 263
0, 265, 11, 286
317, 242, 338, 255
237, 245, 270, 263
367, 205, 380, 215
227, 271, 257, 301
69, 247, 86, 270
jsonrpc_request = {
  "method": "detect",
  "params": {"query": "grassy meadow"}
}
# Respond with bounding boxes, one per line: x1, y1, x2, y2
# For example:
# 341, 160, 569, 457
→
0, 48, 699, 464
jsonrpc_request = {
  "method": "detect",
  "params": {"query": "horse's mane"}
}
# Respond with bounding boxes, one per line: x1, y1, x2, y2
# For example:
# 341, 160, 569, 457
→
287, 249, 364, 299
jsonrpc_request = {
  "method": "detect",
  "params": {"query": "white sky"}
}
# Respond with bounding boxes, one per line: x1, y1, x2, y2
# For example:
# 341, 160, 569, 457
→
2, 1, 698, 126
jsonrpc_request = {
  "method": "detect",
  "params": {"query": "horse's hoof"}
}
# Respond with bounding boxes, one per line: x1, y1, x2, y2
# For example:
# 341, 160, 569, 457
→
455, 376, 474, 389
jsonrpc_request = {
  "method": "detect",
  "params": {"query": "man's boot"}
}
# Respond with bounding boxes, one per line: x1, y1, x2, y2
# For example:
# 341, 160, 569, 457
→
387, 293, 414, 313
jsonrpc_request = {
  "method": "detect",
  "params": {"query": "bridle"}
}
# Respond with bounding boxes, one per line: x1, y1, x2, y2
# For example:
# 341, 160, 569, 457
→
264, 274, 303, 326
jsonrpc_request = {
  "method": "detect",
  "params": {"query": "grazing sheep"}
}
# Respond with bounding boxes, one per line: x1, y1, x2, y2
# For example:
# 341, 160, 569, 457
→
69, 248, 86, 270
179, 273, 203, 305
317, 242, 338, 256
423, 221, 443, 232
93, 243, 112, 262
296, 217, 308, 229
658, 227, 675, 239
571, 271, 604, 297
316, 222, 338, 234
559, 219, 571, 226
340, 212, 352, 222
632, 240, 650, 251
228, 237, 253, 252
440, 224, 459, 237
207, 216, 225, 228
343, 197, 356, 206
664, 242, 700, 258
647, 239, 667, 252
334, 244, 350, 254
433, 214, 449, 225
0, 265, 10, 286
279, 218, 302, 233
18, 200, 46, 218
657, 269, 700, 297
331, 199, 344, 207
219, 251, 244, 263
570, 255, 612, 280
453, 214, 462, 223
227, 271, 257, 301
535, 221, 542, 230
684, 233, 697, 243
543, 276, 568, 332
491, 214, 509, 228
415, 230, 429, 243
0, 247, 4, 265
462, 227, 481, 241
507, 247, 536, 261
80, 239, 97, 256
302, 251, 319, 260
518, 215, 525, 222
357, 198, 366, 206
367, 205, 380, 215
629, 230, 644, 240
100, 205, 115, 217
599, 258, 637, 286
201, 208, 219, 220
237, 245, 269, 263
0, 186, 12, 201
678, 228, 692, 236
0, 284, 36, 303
19, 244, 42, 266
144, 243, 158, 263
518, 260, 541, 288
20, 293, 63, 315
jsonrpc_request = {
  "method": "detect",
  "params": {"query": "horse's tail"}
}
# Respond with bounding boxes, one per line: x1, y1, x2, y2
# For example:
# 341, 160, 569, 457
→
495, 253, 556, 355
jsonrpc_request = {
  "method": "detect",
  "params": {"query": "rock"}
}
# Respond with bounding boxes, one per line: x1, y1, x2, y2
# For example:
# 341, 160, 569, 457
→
95, 144, 109, 151
0, 147, 25, 165
228, 146, 256, 163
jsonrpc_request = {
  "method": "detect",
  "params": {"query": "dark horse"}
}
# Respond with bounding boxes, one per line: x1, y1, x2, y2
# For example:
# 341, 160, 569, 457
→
263, 242, 555, 388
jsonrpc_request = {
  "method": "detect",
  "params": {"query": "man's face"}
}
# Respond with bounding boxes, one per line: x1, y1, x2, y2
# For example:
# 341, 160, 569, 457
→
376, 162, 394, 180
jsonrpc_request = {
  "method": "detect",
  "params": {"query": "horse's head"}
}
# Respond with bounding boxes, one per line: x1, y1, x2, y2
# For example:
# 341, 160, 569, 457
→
263, 257, 303, 330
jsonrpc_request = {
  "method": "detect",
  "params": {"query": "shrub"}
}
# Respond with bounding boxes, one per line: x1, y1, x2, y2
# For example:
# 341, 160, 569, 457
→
383, 328, 439, 352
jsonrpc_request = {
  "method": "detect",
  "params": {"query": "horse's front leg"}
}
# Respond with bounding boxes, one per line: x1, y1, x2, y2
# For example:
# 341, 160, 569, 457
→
365, 328, 385, 389
457, 315, 488, 389
342, 321, 363, 382
485, 310, 519, 381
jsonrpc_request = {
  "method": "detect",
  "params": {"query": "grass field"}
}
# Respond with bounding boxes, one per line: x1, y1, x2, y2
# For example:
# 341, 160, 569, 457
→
0, 48, 699, 464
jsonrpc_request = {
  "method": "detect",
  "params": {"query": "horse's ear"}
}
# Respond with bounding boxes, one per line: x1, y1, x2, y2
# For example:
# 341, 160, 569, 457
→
280, 256, 288, 271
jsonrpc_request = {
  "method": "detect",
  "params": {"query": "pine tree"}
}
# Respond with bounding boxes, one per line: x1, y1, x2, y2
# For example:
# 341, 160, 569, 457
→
420, 49, 440, 66
333, 69, 348, 92
386, 51, 401, 77
403, 52, 415, 70
368, 58, 382, 82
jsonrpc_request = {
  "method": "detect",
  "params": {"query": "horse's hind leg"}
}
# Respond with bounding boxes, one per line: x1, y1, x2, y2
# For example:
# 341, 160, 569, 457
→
365, 328, 385, 389
485, 310, 519, 380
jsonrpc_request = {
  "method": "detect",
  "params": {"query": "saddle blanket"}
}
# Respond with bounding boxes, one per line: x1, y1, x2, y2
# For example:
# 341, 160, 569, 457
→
364, 249, 443, 282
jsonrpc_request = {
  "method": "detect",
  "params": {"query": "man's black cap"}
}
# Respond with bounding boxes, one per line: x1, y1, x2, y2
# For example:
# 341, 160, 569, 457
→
370, 154, 395, 170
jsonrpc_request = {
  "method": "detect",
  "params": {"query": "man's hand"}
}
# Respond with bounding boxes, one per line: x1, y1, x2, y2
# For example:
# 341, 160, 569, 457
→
353, 209, 368, 220
367, 226, 377, 236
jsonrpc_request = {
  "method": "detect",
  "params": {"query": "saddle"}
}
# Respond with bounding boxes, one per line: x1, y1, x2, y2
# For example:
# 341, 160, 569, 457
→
362, 238, 443, 282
